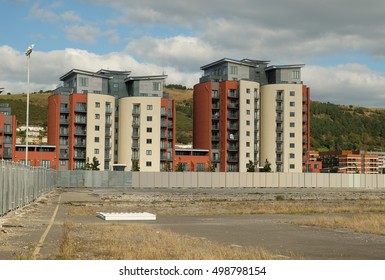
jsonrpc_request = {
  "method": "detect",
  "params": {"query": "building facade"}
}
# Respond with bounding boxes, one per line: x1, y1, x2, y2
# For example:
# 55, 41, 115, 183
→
0, 103, 16, 161
48, 70, 176, 171
193, 58, 310, 172
319, 150, 379, 174
117, 75, 176, 171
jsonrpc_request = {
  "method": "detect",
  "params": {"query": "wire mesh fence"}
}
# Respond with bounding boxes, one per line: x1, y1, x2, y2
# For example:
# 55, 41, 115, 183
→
0, 160, 57, 216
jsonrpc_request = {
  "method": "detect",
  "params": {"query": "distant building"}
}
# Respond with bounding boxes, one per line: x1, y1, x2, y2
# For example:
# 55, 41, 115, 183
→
14, 144, 56, 169
174, 148, 210, 171
0, 103, 16, 161
319, 150, 379, 174
304, 150, 322, 173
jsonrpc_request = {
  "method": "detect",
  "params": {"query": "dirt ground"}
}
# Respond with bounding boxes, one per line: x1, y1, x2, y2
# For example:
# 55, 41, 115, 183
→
1, 187, 385, 260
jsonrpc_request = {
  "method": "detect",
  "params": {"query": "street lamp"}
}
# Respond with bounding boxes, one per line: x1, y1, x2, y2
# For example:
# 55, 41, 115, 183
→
25, 44, 34, 166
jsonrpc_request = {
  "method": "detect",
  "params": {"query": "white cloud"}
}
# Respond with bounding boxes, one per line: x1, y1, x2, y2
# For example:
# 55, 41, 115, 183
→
303, 64, 385, 107
64, 25, 101, 44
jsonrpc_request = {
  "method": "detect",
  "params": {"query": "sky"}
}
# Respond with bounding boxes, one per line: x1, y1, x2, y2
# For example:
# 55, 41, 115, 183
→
1, 0, 385, 107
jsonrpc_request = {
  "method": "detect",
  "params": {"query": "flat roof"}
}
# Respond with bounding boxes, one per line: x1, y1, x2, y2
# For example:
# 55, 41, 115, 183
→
16, 144, 56, 148
175, 148, 209, 152
200, 58, 270, 70
265, 64, 305, 71
60, 69, 113, 81
124, 75, 168, 82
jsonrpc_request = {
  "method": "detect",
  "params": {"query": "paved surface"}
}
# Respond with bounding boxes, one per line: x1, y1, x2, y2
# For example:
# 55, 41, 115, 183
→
1, 188, 385, 260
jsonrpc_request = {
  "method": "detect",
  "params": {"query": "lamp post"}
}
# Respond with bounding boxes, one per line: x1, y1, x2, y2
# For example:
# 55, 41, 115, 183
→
25, 44, 34, 166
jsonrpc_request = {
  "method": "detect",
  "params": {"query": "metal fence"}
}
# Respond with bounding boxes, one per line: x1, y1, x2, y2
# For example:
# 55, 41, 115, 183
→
0, 160, 57, 216
57, 170, 132, 188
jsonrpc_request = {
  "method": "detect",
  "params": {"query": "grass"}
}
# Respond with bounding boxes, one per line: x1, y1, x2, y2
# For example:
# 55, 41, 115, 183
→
66, 198, 385, 216
293, 214, 385, 236
56, 222, 295, 260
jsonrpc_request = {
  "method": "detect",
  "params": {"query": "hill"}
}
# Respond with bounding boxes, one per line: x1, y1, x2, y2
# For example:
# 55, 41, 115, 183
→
0, 91, 50, 126
3, 89, 385, 151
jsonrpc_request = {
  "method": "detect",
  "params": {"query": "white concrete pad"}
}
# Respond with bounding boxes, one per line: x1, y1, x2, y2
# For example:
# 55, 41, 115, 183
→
96, 212, 156, 221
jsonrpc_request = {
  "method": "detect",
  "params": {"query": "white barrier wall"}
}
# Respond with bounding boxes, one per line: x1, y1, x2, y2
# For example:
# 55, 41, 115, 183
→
130, 172, 385, 189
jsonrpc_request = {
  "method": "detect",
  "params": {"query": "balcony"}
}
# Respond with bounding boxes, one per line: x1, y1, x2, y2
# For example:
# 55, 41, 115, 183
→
212, 135, 220, 141
74, 129, 86, 136
74, 118, 87, 124
228, 90, 237, 98
132, 120, 140, 127
228, 124, 238, 130
74, 141, 86, 148
60, 118, 69, 125
59, 153, 69, 159
276, 105, 283, 111
227, 156, 239, 163
228, 134, 238, 141
132, 109, 140, 115
132, 132, 139, 139
105, 120, 112, 127
74, 153, 86, 159
161, 121, 167, 127
227, 103, 238, 109
227, 113, 238, 120
74, 105, 87, 113
276, 126, 283, 132
227, 145, 238, 151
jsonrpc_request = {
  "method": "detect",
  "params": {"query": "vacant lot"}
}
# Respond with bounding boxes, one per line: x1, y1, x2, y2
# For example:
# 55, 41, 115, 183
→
1, 187, 385, 260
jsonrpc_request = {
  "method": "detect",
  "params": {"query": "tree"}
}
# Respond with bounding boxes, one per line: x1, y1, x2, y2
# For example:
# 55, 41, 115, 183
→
131, 160, 140, 171
17, 129, 26, 144
85, 157, 100, 170
207, 161, 216, 172
38, 128, 47, 144
246, 160, 256, 172
175, 162, 185, 172
260, 159, 272, 172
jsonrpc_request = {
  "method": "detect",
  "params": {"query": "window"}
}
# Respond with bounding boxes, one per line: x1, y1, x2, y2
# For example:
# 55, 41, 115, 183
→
147, 116, 152, 121
290, 122, 295, 127
95, 125, 100, 131
79, 77, 88, 87
95, 137, 99, 143
246, 142, 250, 147
146, 150, 152, 155
230, 66, 238, 75
292, 70, 300, 79
146, 139, 152, 144
147, 105, 153, 110
246, 99, 250, 104
94, 149, 99, 154
95, 114, 100, 119
290, 91, 295, 96
153, 82, 161, 91
246, 152, 250, 158
290, 112, 295, 117
40, 160, 50, 168
290, 101, 295, 107
290, 164, 295, 169
146, 161, 152, 167
246, 88, 250, 94
246, 110, 250, 115
147, 127, 152, 133
196, 163, 205, 172
95, 102, 100, 108
290, 133, 295, 138
290, 143, 295, 148
246, 120, 250, 126
290, 153, 295, 159
246, 131, 250, 137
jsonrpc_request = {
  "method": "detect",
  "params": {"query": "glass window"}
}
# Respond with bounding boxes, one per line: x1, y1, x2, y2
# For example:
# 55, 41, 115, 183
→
95, 125, 100, 131
146, 139, 152, 144
147, 105, 153, 110
95, 137, 99, 142
146, 150, 152, 155
290, 164, 295, 169
95, 102, 100, 108
196, 163, 205, 172
153, 82, 161, 91
146, 161, 152, 167
147, 127, 152, 133
94, 149, 99, 154
290, 112, 295, 117
290, 91, 295, 96
147, 116, 152, 121
290, 101, 295, 107
95, 114, 100, 119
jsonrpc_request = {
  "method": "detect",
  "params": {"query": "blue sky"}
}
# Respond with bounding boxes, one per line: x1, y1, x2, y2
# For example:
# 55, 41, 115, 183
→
1, 0, 385, 107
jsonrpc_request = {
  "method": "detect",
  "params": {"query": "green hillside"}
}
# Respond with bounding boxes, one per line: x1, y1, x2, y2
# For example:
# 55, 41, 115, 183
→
0, 91, 50, 127
2, 90, 385, 151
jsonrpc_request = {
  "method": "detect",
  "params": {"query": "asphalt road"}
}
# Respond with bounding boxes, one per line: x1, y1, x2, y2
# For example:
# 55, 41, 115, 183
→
1, 188, 385, 260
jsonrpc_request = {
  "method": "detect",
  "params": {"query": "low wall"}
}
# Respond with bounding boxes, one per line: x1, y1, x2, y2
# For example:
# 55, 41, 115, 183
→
53, 171, 385, 189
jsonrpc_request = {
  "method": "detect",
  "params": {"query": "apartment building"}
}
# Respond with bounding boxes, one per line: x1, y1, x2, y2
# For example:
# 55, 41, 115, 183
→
48, 92, 115, 170
319, 150, 379, 174
193, 58, 310, 172
48, 69, 124, 170
0, 103, 16, 161
118, 75, 176, 171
